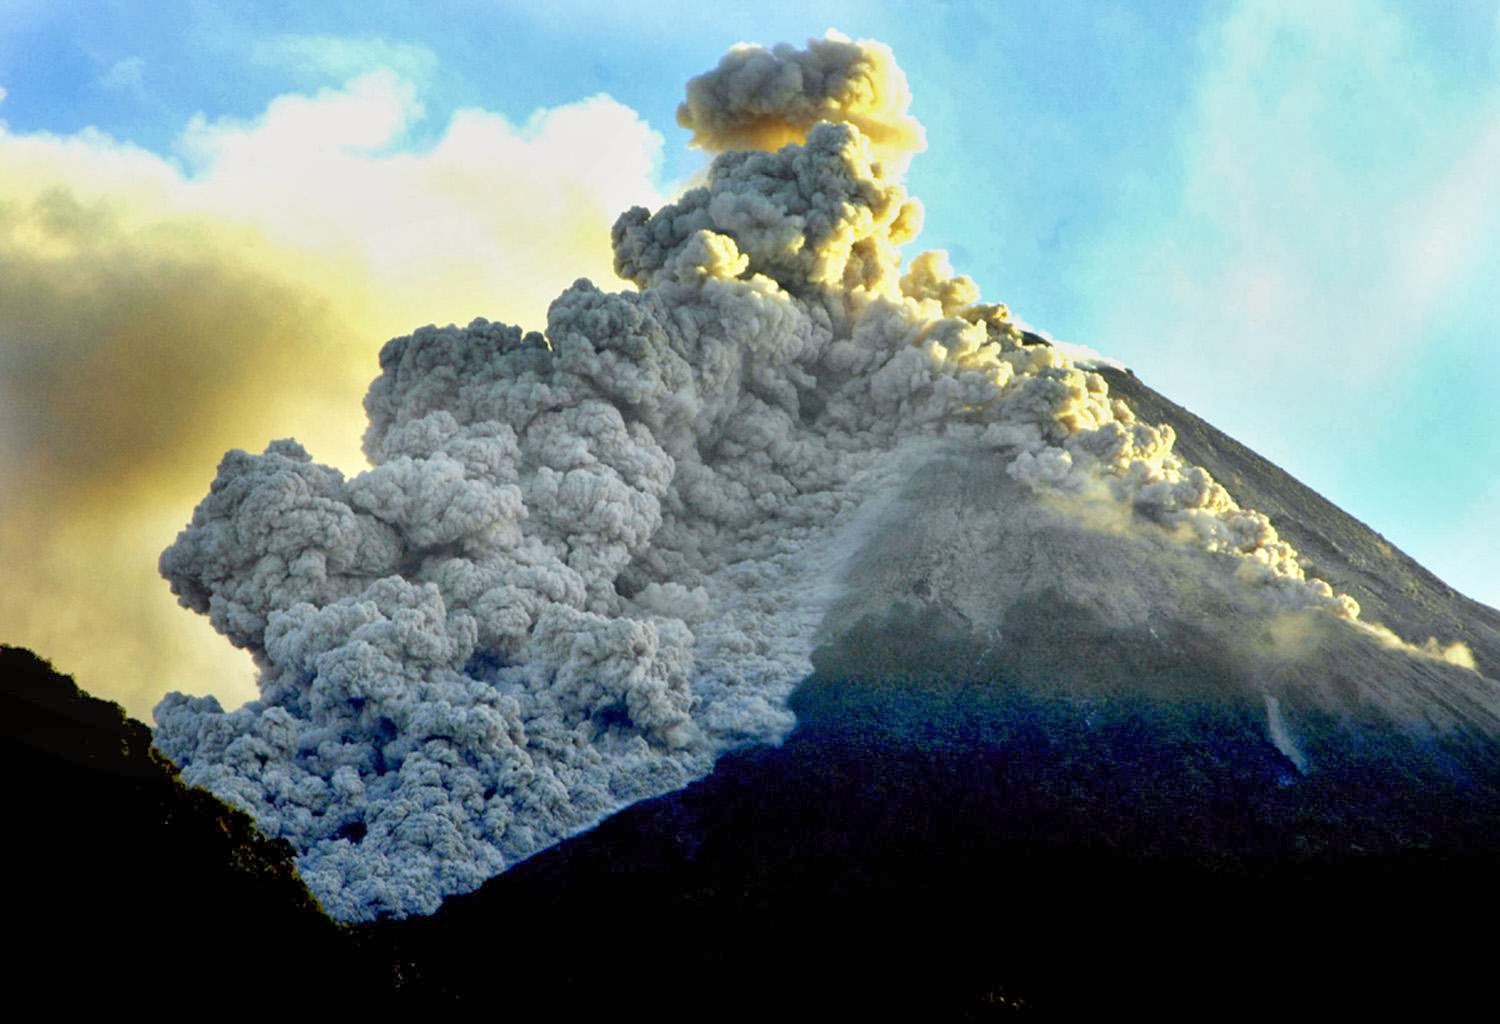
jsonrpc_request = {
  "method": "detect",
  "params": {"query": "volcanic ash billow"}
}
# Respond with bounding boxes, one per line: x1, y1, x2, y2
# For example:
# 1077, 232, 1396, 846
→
153, 33, 1445, 920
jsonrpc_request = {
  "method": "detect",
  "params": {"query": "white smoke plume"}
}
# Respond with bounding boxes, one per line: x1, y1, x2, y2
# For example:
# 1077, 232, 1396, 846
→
155, 34, 1463, 921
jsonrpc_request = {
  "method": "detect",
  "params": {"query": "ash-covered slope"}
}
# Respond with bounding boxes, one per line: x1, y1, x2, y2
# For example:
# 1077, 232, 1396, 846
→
1101, 364, 1500, 667
822, 415, 1500, 840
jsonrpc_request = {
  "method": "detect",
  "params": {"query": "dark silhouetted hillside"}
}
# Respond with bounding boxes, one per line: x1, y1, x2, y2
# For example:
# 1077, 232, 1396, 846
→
0, 646, 369, 1010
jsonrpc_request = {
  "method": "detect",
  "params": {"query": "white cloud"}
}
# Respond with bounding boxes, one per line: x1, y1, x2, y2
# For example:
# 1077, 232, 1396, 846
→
150, 33, 1460, 921
1395, 111, 1500, 311
179, 68, 424, 164
172, 70, 666, 333
1067, 1, 1500, 613
1173, 3, 1446, 351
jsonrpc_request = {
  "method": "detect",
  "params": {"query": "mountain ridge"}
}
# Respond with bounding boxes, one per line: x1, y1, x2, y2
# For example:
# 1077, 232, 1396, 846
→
1100, 364, 1500, 654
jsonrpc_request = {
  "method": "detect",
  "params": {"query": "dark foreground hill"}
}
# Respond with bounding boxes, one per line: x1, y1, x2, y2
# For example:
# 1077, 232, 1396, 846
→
7, 369, 1500, 1017
0, 647, 368, 1011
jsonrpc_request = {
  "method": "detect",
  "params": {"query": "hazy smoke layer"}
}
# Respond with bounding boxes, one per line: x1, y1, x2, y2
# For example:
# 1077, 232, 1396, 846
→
156, 34, 1438, 920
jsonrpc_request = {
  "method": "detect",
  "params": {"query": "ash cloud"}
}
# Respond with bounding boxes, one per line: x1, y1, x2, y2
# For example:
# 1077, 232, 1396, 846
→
677, 31, 926, 173
0, 70, 662, 720
155, 35, 1471, 921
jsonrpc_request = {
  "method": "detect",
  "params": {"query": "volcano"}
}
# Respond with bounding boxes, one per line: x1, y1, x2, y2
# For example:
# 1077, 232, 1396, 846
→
9, 31, 1500, 1017
11, 361, 1497, 1013
359, 364, 1500, 1016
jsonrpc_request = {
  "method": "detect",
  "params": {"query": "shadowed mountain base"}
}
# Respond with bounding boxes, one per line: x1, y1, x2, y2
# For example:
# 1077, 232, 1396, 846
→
8, 623, 1498, 1016
367, 604, 1500, 1016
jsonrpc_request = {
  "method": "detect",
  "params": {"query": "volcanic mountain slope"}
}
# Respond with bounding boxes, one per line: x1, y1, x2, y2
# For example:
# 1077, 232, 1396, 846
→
364, 363, 1500, 1017
1101, 363, 1500, 669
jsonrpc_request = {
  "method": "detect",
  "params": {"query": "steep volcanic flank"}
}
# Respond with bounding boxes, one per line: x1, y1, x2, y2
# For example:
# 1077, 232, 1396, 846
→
1103, 365, 1500, 672
8, 28, 1499, 1019
148, 33, 1496, 927
365, 372, 1500, 1015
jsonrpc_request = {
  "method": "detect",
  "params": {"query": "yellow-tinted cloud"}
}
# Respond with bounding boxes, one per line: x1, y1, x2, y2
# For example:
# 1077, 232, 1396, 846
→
676, 31, 926, 175
0, 71, 664, 720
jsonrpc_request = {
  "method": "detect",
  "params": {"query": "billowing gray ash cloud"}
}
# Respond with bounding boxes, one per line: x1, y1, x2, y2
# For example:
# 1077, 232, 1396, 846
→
154, 32, 1478, 920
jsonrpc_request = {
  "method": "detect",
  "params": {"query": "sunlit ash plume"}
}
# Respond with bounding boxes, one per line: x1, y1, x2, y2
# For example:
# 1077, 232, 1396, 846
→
154, 32, 1475, 920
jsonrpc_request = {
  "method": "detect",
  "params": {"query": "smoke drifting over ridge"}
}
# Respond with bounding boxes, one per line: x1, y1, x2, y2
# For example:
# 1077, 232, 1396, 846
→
155, 34, 1477, 921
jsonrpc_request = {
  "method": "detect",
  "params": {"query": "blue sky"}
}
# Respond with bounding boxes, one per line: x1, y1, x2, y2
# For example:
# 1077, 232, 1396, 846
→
1, 1, 1496, 711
